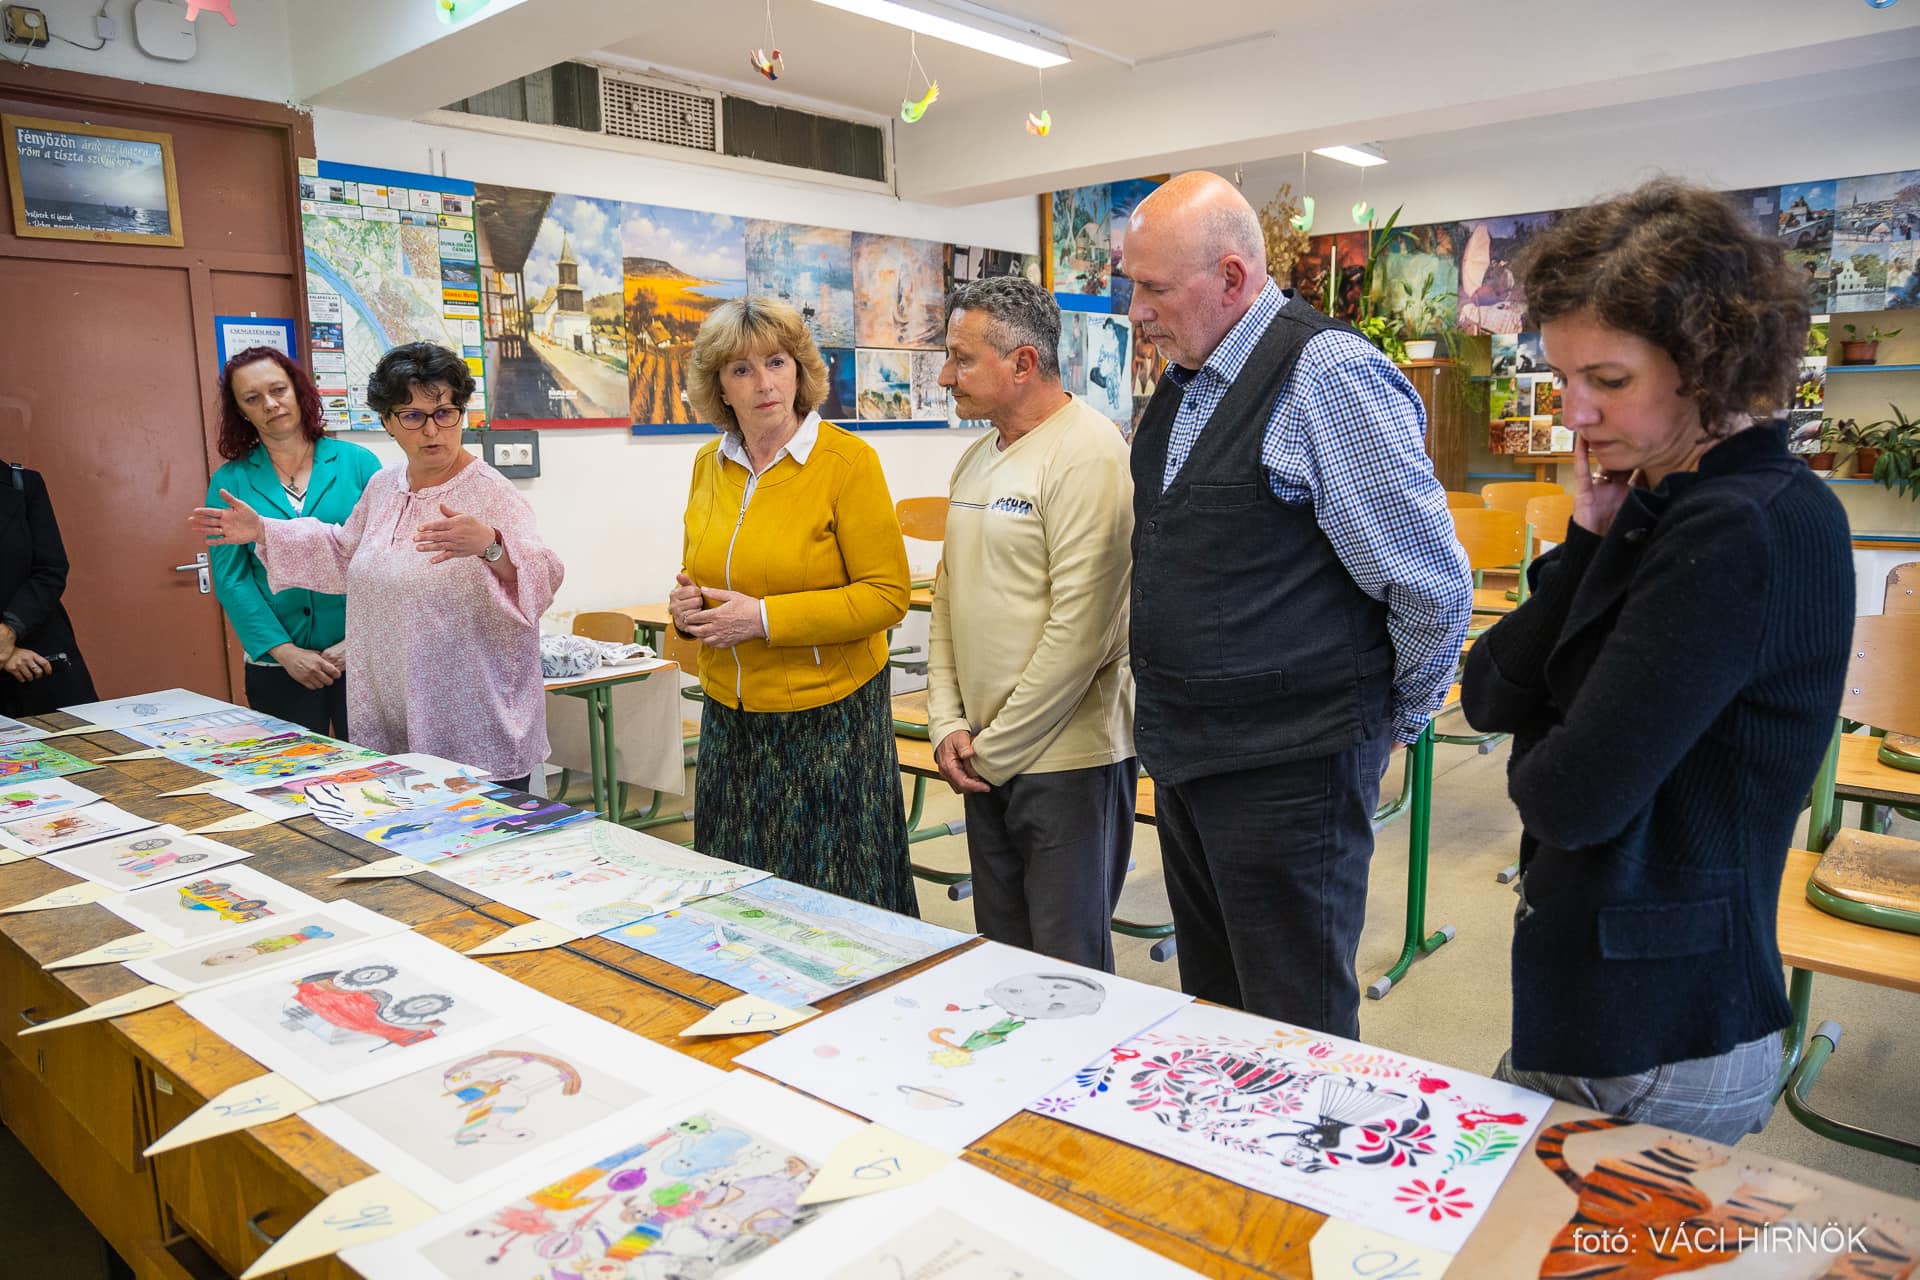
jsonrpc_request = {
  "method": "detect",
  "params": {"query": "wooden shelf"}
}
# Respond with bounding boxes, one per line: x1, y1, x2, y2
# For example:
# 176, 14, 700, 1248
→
1829, 363, 1920, 374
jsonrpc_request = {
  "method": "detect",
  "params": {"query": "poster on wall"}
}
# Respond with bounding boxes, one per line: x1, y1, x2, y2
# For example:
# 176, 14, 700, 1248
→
852, 233, 946, 350
1050, 184, 1111, 300
2, 114, 183, 247
624, 204, 744, 431
746, 220, 854, 349
472, 185, 625, 426
1455, 212, 1556, 334
213, 316, 297, 373
1106, 178, 1161, 316
1831, 169, 1920, 312
1777, 179, 1837, 312
302, 162, 482, 431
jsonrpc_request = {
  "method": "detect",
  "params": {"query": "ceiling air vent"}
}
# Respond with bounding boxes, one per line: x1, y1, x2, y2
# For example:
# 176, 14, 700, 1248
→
600, 70, 721, 153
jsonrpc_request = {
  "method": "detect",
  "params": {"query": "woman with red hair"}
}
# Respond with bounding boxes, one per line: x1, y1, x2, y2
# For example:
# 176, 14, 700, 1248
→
205, 347, 379, 736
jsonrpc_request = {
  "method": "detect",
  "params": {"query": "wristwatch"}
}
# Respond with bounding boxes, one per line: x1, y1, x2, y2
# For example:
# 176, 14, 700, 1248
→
481, 530, 504, 563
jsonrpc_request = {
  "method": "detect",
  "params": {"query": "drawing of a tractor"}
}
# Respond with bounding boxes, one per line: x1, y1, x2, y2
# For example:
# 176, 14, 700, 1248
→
280, 964, 452, 1050
176, 878, 272, 924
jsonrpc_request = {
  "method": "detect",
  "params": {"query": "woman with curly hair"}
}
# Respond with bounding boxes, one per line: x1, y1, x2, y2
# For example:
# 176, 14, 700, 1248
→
205, 347, 380, 736
1461, 179, 1853, 1142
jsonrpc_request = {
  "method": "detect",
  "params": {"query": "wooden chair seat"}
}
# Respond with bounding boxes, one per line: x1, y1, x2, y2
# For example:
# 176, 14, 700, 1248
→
1836, 732, 1920, 806
892, 689, 930, 739
1810, 830, 1920, 916
1779, 848, 1920, 992
1881, 733, 1920, 772
1472, 586, 1515, 614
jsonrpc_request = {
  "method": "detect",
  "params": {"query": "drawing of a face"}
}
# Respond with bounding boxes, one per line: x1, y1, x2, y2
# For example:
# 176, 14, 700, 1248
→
987, 972, 1105, 1020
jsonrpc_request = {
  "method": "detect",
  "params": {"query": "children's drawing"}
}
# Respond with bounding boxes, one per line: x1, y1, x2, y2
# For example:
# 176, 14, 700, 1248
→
343, 784, 591, 863
0, 740, 102, 783
306, 1011, 722, 1210
127, 899, 406, 993
1027, 1002, 1550, 1251
0, 801, 156, 855
0, 712, 49, 746
0, 777, 98, 821
222, 753, 483, 823
431, 819, 767, 934
119, 706, 303, 750
1446, 1103, 1920, 1277
831, 1207, 1074, 1279
41, 825, 252, 890
103, 861, 327, 945
736, 940, 1191, 1152
177, 931, 557, 1101
165, 732, 386, 783
59, 687, 235, 731
598, 875, 968, 1008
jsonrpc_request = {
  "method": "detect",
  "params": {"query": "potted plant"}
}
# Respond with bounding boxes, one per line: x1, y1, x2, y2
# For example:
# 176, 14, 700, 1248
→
1393, 271, 1456, 360
1840, 324, 1903, 366
1832, 417, 1880, 476
1806, 417, 1840, 472
1865, 403, 1920, 499
1356, 315, 1409, 363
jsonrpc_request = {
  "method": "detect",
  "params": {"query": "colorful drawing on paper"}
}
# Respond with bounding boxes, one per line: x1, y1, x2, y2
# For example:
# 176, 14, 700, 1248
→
852, 233, 946, 350
855, 349, 913, 421
104, 861, 326, 945
625, 204, 746, 426
229, 753, 486, 824
41, 826, 251, 890
1051, 185, 1110, 297
832, 1208, 1073, 1279
0, 777, 96, 821
301, 164, 479, 431
342, 784, 592, 863
0, 713, 48, 747
736, 940, 1191, 1152
431, 818, 768, 934
600, 876, 968, 1007
164, 732, 385, 783
0, 801, 154, 854
909, 351, 949, 419
119, 706, 302, 750
127, 900, 405, 993
419, 1109, 822, 1276
1456, 212, 1556, 335
1777, 179, 1837, 311
0, 741, 102, 782
1028, 1002, 1550, 1251
1083, 313, 1132, 428
746, 220, 854, 349
1446, 1105, 1920, 1278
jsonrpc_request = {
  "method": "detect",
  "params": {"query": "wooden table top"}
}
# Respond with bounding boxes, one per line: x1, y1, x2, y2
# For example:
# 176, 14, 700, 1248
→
541, 657, 677, 692
1834, 733, 1920, 806
1778, 847, 1920, 994
0, 719, 1320, 1278
616, 601, 673, 630
909, 585, 935, 611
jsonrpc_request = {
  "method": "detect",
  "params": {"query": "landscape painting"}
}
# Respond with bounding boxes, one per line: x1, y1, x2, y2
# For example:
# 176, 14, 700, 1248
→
626, 204, 746, 425
745, 220, 854, 348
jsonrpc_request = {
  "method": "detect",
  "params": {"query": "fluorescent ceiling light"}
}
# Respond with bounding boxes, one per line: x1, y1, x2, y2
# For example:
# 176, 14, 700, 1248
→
1312, 143, 1389, 168
808, 0, 1072, 69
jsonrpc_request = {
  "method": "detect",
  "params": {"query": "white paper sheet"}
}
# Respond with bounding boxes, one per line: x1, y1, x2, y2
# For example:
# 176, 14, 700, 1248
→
1026, 1002, 1553, 1252
341, 1071, 859, 1280
0, 801, 158, 855
101, 861, 328, 945
58, 688, 238, 732
210, 752, 484, 823
117, 706, 304, 750
305, 1005, 727, 1209
735, 940, 1192, 1152
177, 931, 564, 1101
0, 777, 100, 822
0, 713, 49, 746
126, 900, 407, 993
430, 819, 767, 934
40, 825, 252, 890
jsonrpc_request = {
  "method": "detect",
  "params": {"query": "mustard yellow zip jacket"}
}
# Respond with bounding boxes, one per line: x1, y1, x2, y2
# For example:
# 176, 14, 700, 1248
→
681, 422, 910, 712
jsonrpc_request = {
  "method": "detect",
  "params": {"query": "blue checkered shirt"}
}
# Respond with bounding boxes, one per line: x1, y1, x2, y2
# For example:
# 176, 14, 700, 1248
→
1161, 281, 1472, 743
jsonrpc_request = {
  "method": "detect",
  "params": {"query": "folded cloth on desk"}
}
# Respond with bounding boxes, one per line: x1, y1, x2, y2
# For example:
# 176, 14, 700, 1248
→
538, 634, 655, 679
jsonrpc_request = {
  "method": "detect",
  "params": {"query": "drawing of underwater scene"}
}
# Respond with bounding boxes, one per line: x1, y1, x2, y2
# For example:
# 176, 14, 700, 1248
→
1027, 1001, 1552, 1251
341, 784, 591, 863
735, 939, 1191, 1151
341, 1073, 849, 1280
599, 876, 970, 1007
306, 1008, 723, 1209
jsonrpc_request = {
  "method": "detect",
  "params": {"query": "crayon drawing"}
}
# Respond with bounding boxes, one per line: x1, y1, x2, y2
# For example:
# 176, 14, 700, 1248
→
119, 707, 302, 750
103, 861, 327, 945
0, 801, 155, 855
0, 740, 102, 783
0, 777, 97, 822
165, 732, 385, 784
42, 825, 252, 890
343, 785, 591, 863
127, 900, 406, 993
0, 713, 48, 746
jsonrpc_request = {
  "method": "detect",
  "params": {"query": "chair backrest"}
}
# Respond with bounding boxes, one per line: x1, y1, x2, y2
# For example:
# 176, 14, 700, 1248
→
1841, 613, 1920, 736
658, 625, 702, 671
896, 496, 949, 542
1451, 507, 1528, 573
572, 611, 637, 644
1523, 494, 1574, 547
1481, 481, 1565, 515
1885, 561, 1920, 615
1443, 490, 1486, 510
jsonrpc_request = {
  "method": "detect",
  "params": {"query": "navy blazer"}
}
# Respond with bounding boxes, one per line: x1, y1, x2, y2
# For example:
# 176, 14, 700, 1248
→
0, 463, 98, 714
1462, 424, 1853, 1077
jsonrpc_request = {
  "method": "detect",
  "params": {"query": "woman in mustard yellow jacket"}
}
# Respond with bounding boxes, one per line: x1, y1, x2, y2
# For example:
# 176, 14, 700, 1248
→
670, 298, 915, 913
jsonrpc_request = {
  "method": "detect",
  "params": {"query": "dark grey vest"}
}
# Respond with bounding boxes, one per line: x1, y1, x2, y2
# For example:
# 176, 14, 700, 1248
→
1129, 297, 1394, 785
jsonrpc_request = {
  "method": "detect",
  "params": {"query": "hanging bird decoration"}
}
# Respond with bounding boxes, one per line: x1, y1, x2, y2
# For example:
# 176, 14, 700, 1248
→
185, 0, 236, 22
1352, 200, 1374, 225
1290, 195, 1316, 234
749, 48, 784, 80
1026, 110, 1052, 137
902, 82, 940, 123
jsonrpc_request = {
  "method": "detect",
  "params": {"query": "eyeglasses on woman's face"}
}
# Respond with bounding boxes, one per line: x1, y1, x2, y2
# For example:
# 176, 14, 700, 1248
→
390, 405, 466, 431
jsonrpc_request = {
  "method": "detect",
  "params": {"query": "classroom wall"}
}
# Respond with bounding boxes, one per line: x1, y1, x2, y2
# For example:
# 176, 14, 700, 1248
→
310, 107, 1032, 622
2, 0, 293, 98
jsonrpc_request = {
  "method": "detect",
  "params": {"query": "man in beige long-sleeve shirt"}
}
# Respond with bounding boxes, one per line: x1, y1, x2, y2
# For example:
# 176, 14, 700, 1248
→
929, 277, 1136, 970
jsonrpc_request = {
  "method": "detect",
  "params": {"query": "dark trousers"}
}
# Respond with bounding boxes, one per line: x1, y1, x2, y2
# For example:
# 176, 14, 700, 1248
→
963, 758, 1136, 972
1155, 733, 1391, 1039
244, 663, 348, 739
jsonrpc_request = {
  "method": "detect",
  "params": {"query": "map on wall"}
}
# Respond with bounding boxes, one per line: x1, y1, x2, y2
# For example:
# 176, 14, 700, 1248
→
301, 162, 486, 431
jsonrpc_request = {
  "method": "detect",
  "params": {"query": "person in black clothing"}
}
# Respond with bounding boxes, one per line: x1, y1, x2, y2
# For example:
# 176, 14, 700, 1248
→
1462, 179, 1854, 1143
0, 461, 98, 716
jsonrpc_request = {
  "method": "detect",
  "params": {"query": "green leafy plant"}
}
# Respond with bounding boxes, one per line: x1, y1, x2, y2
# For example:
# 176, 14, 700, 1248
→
1356, 315, 1408, 363
1805, 320, 1828, 357
1392, 270, 1457, 340
1866, 403, 1920, 499
1843, 324, 1904, 344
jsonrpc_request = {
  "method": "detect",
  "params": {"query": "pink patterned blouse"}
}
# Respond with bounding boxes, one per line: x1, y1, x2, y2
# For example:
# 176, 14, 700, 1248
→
257, 459, 563, 780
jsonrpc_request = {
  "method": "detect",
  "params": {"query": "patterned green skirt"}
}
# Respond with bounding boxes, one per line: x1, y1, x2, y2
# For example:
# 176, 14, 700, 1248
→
695, 671, 918, 916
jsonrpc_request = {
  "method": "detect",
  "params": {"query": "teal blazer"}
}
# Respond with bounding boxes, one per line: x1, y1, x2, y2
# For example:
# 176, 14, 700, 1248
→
207, 435, 382, 662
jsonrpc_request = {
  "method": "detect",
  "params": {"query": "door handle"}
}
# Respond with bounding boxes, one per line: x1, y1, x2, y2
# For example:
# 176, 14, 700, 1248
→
173, 552, 210, 594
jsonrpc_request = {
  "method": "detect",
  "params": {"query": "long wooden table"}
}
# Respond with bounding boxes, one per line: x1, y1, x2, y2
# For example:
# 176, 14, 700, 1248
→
1, 716, 1316, 1279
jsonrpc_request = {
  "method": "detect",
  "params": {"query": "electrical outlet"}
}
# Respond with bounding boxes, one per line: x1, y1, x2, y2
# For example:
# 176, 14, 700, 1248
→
497, 442, 533, 467
2, 6, 50, 47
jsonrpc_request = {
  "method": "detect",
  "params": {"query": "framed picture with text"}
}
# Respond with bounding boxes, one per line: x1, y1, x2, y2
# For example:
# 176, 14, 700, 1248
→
3, 113, 184, 247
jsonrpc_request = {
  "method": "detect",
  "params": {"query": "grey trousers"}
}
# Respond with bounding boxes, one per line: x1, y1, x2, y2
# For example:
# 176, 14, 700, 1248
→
1494, 1032, 1782, 1145
963, 758, 1137, 972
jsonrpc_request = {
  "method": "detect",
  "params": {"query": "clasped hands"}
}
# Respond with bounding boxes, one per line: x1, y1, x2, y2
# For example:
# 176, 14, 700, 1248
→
669, 572, 765, 650
934, 729, 990, 795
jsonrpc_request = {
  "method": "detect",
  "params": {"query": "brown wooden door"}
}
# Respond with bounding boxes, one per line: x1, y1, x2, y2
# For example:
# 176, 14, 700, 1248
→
0, 68, 313, 700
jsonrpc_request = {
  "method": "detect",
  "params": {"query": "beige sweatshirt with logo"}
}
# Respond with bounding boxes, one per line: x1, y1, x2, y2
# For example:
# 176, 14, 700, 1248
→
927, 395, 1135, 786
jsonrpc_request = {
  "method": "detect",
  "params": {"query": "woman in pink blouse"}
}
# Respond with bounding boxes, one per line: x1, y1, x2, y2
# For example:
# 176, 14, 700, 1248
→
191, 343, 563, 787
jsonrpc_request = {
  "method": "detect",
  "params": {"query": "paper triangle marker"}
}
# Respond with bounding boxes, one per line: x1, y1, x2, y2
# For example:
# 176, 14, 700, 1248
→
330, 856, 431, 879
465, 920, 583, 956
797, 1124, 952, 1205
146, 1073, 318, 1156
238, 1173, 436, 1279
681, 993, 818, 1037
1, 880, 122, 913
20, 984, 179, 1035
46, 932, 173, 969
